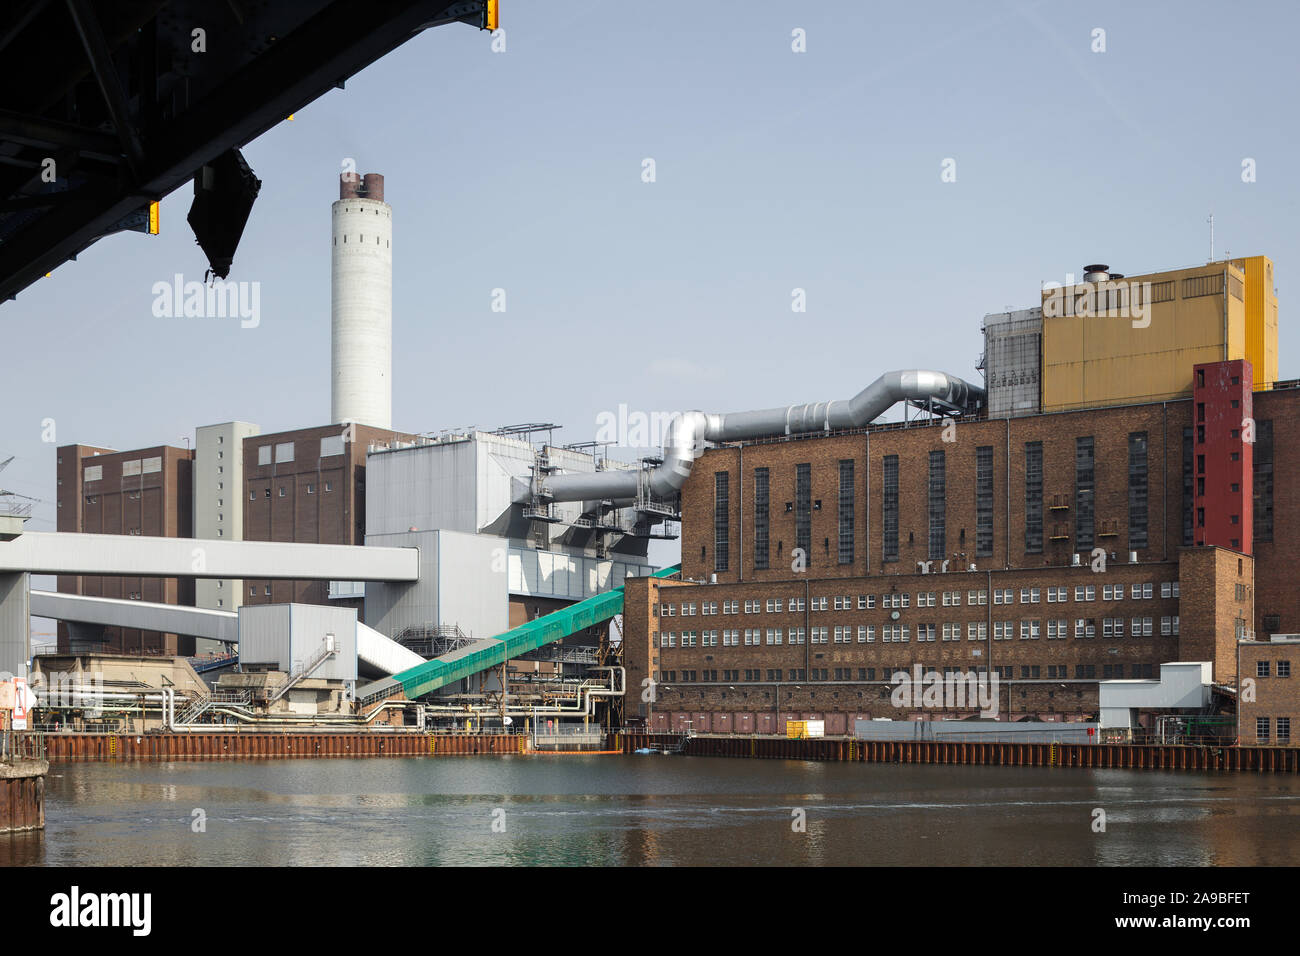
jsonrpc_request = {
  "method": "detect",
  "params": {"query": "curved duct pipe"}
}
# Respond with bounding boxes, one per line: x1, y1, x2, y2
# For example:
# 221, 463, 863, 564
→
519, 370, 983, 504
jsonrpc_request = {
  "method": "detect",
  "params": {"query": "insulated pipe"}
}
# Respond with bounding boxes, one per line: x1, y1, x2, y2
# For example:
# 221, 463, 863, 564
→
521, 370, 983, 504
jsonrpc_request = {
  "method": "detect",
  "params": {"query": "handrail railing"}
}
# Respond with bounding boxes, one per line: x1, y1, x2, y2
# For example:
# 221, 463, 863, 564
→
0, 731, 46, 762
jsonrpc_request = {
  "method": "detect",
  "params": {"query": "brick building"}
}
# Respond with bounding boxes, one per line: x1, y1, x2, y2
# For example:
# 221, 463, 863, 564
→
621, 258, 1292, 736
1237, 636, 1300, 745
55, 443, 195, 654
240, 423, 413, 615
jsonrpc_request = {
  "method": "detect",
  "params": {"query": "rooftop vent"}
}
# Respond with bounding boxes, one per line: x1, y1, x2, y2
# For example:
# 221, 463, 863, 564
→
1083, 264, 1110, 282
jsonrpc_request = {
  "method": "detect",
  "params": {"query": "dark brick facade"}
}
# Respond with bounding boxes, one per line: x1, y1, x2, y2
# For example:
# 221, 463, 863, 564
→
241, 423, 414, 614
55, 444, 195, 655
625, 381, 1300, 730
1238, 639, 1300, 745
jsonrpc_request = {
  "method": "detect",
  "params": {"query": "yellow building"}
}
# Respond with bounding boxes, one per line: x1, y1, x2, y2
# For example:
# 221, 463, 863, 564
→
1040, 257, 1277, 412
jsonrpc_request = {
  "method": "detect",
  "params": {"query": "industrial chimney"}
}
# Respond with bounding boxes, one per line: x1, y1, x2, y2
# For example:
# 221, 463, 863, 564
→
331, 171, 392, 430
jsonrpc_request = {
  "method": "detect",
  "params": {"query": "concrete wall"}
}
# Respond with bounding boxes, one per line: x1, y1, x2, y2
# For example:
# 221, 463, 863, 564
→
364, 529, 507, 640
0, 572, 29, 677
194, 421, 260, 637
331, 195, 392, 429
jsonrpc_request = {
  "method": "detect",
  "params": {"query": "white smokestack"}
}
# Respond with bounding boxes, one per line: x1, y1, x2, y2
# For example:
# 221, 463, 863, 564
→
331, 171, 392, 430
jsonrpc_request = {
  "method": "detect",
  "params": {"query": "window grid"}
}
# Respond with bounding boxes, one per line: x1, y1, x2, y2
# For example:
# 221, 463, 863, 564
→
882, 455, 899, 562
928, 450, 946, 561
753, 467, 770, 570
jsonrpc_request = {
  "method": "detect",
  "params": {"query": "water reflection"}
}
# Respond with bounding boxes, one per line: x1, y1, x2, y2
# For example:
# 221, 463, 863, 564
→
5, 757, 1299, 867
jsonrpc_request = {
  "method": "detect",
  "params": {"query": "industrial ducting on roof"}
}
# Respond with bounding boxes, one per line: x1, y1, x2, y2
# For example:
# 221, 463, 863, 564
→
517, 369, 985, 505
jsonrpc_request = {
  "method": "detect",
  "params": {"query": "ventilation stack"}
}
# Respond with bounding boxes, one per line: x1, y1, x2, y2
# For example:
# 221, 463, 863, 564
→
331, 171, 392, 430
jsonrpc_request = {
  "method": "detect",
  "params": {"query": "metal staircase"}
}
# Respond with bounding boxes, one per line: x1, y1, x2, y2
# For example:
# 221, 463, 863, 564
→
175, 690, 252, 725
266, 636, 338, 704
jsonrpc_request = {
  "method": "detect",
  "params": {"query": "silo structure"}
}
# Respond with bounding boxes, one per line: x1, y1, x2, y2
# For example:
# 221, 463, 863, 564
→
331, 171, 392, 429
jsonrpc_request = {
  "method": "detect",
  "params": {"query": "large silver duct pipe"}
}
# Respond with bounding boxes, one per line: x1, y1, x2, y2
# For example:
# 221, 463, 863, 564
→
519, 369, 983, 505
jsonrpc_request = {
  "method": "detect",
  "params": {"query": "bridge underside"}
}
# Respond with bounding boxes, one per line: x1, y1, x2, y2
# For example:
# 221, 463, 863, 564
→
0, 0, 491, 302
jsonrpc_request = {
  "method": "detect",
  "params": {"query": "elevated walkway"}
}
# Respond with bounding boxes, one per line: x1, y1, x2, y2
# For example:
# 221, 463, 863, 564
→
30, 591, 424, 677
0, 531, 418, 581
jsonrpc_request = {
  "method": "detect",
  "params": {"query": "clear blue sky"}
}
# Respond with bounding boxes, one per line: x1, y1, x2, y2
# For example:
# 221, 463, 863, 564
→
4, 0, 1296, 639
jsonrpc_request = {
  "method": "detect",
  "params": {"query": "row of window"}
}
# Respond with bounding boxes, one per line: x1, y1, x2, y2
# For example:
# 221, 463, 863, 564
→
1255, 660, 1294, 678
249, 482, 333, 500
655, 664, 1159, 683
711, 421, 1278, 563
1256, 717, 1291, 743
658, 582, 1179, 618
657, 616, 1180, 646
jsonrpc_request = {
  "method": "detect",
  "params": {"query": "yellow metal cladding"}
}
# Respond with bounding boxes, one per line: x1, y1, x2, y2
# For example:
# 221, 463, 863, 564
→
1040, 257, 1277, 412
1234, 255, 1278, 389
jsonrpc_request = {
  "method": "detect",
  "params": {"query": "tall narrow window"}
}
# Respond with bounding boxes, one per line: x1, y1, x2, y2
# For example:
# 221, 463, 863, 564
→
753, 468, 770, 570
1075, 436, 1094, 551
928, 450, 946, 560
1025, 442, 1043, 554
713, 471, 730, 572
1254, 419, 1273, 543
1182, 427, 1194, 547
883, 455, 899, 563
975, 445, 993, 558
1128, 431, 1148, 551
795, 463, 812, 564
837, 459, 854, 565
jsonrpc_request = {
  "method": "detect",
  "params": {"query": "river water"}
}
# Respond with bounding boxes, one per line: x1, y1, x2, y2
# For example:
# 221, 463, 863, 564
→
6, 756, 1300, 866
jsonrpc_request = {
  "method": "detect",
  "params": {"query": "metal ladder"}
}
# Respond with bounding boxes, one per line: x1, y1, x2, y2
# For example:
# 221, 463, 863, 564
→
266, 637, 338, 704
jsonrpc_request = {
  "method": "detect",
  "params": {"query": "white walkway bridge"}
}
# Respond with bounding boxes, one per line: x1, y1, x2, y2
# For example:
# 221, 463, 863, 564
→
0, 531, 422, 677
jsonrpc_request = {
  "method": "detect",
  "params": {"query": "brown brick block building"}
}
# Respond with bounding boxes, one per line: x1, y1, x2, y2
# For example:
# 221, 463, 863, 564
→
55, 443, 195, 655
623, 378, 1295, 735
240, 423, 414, 615
1238, 637, 1300, 745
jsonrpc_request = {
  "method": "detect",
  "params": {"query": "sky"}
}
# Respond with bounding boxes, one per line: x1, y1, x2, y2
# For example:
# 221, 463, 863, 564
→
3, 0, 1297, 642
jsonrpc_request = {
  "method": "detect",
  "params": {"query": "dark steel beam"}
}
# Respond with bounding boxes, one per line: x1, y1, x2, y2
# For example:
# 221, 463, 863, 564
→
0, 0, 54, 57
63, 0, 147, 179
0, 108, 122, 161
1, 0, 464, 304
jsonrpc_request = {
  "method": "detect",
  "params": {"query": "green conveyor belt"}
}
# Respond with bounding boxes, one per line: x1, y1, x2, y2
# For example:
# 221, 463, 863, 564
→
391, 564, 680, 699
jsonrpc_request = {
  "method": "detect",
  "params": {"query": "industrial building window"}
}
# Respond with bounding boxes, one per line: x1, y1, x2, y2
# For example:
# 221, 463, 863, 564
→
883, 455, 899, 563
1075, 437, 1094, 551
928, 451, 946, 560
1182, 427, 1194, 547
258, 445, 271, 466
1254, 419, 1273, 543
975, 446, 993, 557
837, 460, 854, 565
1128, 432, 1148, 551
1025, 442, 1043, 554
1182, 274, 1224, 299
754, 468, 770, 570
1149, 280, 1175, 303
714, 472, 730, 573
795, 463, 812, 564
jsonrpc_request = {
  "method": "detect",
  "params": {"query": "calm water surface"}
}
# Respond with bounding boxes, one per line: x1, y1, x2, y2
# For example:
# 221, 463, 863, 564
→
6, 756, 1300, 866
